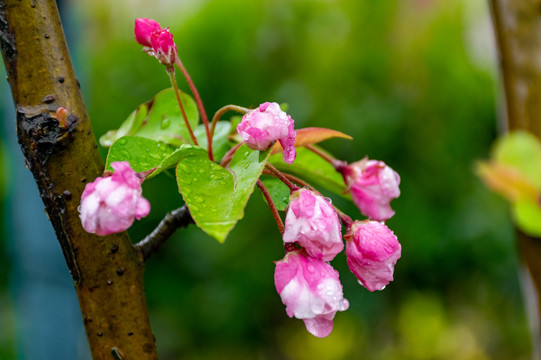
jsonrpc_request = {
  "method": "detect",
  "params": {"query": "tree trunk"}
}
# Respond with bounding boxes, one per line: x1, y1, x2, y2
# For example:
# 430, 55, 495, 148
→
0, 1, 157, 358
490, 0, 541, 358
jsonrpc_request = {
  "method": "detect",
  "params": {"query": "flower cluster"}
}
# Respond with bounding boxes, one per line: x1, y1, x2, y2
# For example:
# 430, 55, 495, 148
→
274, 188, 401, 337
134, 18, 178, 67
78, 17, 405, 341
79, 162, 150, 236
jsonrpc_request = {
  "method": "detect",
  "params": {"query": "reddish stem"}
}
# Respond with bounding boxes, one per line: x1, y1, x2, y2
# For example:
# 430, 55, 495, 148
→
265, 163, 299, 192
257, 180, 285, 234
305, 144, 347, 170
167, 68, 198, 145
334, 206, 353, 229
220, 141, 243, 167
175, 58, 213, 161
210, 104, 250, 140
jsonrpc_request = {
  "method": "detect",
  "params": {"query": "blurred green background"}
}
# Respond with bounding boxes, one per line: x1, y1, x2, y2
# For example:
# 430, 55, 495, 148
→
0, 0, 533, 359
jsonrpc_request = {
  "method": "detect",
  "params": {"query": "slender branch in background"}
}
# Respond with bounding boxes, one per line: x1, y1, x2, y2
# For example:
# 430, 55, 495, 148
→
490, 0, 541, 356
134, 205, 193, 262
305, 144, 347, 170
265, 163, 299, 192
167, 68, 198, 145
210, 104, 250, 140
174, 57, 212, 160
257, 180, 285, 234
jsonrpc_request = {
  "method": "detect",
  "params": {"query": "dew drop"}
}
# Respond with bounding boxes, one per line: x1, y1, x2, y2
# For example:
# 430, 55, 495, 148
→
160, 117, 171, 129
118, 138, 128, 145
148, 151, 162, 160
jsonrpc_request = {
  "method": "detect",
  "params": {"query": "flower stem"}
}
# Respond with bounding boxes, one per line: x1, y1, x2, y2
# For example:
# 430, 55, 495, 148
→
262, 169, 314, 190
220, 141, 243, 167
334, 206, 353, 229
265, 163, 299, 192
257, 179, 284, 234
210, 104, 250, 140
167, 68, 198, 145
305, 144, 347, 170
174, 58, 212, 160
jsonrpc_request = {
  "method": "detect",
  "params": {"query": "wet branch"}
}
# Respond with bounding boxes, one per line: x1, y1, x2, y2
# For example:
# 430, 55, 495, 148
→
134, 205, 194, 261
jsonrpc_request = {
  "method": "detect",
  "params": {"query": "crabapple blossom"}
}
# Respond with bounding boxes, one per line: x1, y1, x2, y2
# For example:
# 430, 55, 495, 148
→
283, 188, 343, 261
340, 158, 400, 221
237, 102, 296, 164
134, 18, 178, 66
150, 27, 178, 66
344, 220, 401, 292
79, 161, 150, 236
274, 250, 349, 338
134, 18, 161, 47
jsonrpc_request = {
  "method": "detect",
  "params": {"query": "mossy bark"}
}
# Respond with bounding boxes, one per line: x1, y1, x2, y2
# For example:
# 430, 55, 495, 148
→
491, 0, 541, 357
0, 1, 157, 358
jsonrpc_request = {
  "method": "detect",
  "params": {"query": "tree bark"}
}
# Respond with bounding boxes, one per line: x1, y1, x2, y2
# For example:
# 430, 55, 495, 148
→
0, 1, 157, 358
490, 0, 541, 358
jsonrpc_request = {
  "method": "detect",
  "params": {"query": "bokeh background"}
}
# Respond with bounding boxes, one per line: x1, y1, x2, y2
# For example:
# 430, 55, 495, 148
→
0, 0, 533, 359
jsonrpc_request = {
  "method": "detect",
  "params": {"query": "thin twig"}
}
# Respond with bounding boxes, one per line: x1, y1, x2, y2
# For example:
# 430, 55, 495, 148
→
220, 141, 243, 167
210, 104, 250, 140
134, 205, 194, 261
257, 180, 285, 234
265, 163, 298, 192
305, 144, 346, 170
167, 68, 198, 145
175, 58, 212, 160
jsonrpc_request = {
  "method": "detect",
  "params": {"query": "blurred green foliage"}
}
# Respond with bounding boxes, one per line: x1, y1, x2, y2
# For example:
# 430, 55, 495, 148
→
0, 0, 533, 358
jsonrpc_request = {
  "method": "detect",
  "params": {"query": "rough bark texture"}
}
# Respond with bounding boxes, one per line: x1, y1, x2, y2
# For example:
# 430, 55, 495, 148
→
491, 0, 541, 357
0, 1, 157, 358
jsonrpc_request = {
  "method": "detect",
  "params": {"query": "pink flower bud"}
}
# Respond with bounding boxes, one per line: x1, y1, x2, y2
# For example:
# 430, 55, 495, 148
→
237, 102, 296, 164
345, 220, 401, 292
79, 162, 150, 236
283, 189, 343, 261
134, 18, 161, 47
341, 159, 400, 221
274, 251, 349, 338
150, 28, 178, 66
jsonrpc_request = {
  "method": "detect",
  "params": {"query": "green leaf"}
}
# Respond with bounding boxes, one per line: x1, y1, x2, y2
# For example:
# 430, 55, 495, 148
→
493, 130, 541, 189
99, 88, 199, 147
194, 121, 232, 161
512, 199, 541, 237
105, 136, 175, 173
269, 147, 349, 198
176, 145, 270, 242
260, 177, 290, 211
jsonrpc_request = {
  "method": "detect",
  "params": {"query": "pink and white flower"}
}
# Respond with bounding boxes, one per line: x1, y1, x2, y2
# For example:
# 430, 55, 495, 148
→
237, 102, 296, 164
345, 220, 401, 292
274, 250, 349, 337
283, 189, 343, 261
79, 161, 150, 236
340, 158, 400, 221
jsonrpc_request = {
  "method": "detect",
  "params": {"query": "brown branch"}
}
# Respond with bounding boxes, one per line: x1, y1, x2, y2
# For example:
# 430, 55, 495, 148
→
134, 205, 193, 261
256, 180, 284, 234
490, 0, 541, 355
0, 1, 157, 358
